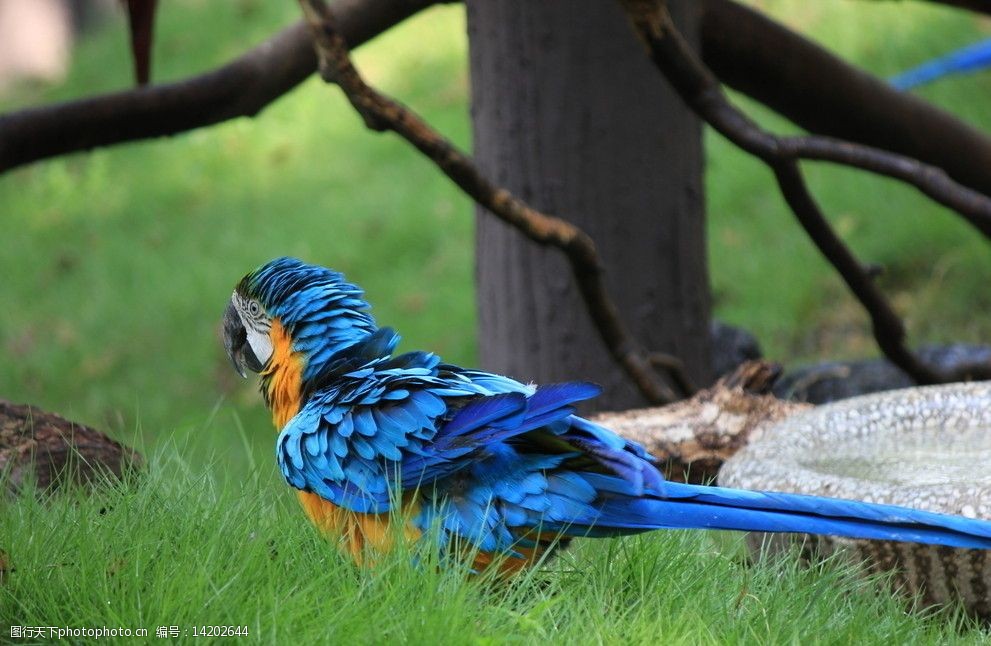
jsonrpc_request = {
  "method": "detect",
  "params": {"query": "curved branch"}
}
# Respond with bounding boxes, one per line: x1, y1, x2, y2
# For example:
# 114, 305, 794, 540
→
919, 0, 991, 15
619, 0, 991, 384
699, 0, 991, 198
0, 0, 442, 173
772, 163, 940, 382
298, 0, 685, 403
631, 2, 991, 241
779, 137, 991, 239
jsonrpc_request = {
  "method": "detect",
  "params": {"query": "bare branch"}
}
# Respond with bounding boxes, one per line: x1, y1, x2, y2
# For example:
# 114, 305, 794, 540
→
618, 0, 991, 384
623, 0, 991, 239
779, 136, 991, 239
918, 0, 991, 15
772, 164, 943, 382
856, 0, 991, 15
0, 0, 444, 173
700, 0, 991, 198
298, 0, 688, 403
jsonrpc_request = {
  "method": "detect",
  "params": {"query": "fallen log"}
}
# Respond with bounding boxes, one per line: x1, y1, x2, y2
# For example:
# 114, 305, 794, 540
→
595, 361, 811, 484
0, 400, 140, 491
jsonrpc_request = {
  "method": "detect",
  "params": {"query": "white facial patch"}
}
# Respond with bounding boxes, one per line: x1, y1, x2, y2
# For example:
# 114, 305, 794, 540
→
234, 291, 274, 366
245, 324, 273, 367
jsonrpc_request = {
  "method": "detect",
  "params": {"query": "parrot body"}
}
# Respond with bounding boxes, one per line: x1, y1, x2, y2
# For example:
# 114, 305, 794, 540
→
223, 258, 991, 572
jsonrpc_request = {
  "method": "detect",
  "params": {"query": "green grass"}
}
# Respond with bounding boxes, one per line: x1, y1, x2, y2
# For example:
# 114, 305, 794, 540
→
2, 0, 991, 641
2, 454, 987, 644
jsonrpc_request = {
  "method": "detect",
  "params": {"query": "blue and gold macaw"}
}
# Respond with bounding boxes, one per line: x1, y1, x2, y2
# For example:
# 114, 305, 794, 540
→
223, 257, 991, 573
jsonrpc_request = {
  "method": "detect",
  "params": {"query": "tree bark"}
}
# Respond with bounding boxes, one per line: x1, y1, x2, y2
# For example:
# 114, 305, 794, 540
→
466, 0, 710, 410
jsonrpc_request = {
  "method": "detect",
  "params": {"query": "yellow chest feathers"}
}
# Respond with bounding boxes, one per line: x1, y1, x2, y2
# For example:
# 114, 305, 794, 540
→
262, 319, 304, 429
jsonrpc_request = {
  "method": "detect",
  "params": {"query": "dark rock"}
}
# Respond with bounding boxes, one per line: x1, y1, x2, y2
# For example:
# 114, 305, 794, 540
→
918, 344, 991, 374
774, 344, 991, 404
710, 320, 763, 379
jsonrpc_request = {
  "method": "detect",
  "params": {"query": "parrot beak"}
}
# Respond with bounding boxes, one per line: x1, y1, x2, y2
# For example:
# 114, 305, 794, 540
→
223, 299, 249, 378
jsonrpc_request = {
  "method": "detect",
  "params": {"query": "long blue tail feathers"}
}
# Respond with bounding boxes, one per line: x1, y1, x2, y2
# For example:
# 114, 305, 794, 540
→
506, 384, 991, 551
583, 478, 991, 550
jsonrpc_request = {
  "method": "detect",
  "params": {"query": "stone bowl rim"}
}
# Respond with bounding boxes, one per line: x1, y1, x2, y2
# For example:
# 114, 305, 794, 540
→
719, 381, 991, 517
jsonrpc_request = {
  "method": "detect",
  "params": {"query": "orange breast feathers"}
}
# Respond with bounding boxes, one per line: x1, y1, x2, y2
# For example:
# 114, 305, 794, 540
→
262, 319, 305, 430
297, 489, 543, 572
262, 318, 424, 563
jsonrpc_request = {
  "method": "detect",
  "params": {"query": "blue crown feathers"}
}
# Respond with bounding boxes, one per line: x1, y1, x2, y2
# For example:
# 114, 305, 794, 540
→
239, 257, 379, 381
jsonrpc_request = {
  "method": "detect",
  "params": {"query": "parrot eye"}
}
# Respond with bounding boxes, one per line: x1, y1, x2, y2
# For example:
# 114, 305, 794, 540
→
248, 301, 261, 317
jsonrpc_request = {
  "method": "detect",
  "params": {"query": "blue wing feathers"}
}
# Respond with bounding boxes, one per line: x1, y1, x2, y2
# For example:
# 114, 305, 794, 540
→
523, 382, 602, 416
437, 393, 528, 439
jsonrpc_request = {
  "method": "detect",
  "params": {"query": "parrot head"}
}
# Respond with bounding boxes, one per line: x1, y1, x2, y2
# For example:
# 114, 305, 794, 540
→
222, 258, 378, 419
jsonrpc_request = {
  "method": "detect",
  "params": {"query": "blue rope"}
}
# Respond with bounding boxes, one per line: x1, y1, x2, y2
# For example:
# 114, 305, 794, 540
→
890, 38, 991, 90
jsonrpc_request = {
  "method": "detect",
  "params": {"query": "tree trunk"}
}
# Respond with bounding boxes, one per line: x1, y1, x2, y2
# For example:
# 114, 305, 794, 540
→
466, 0, 711, 411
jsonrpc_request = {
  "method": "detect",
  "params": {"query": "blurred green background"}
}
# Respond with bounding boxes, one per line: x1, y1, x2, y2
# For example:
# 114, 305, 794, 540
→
1, 0, 990, 466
